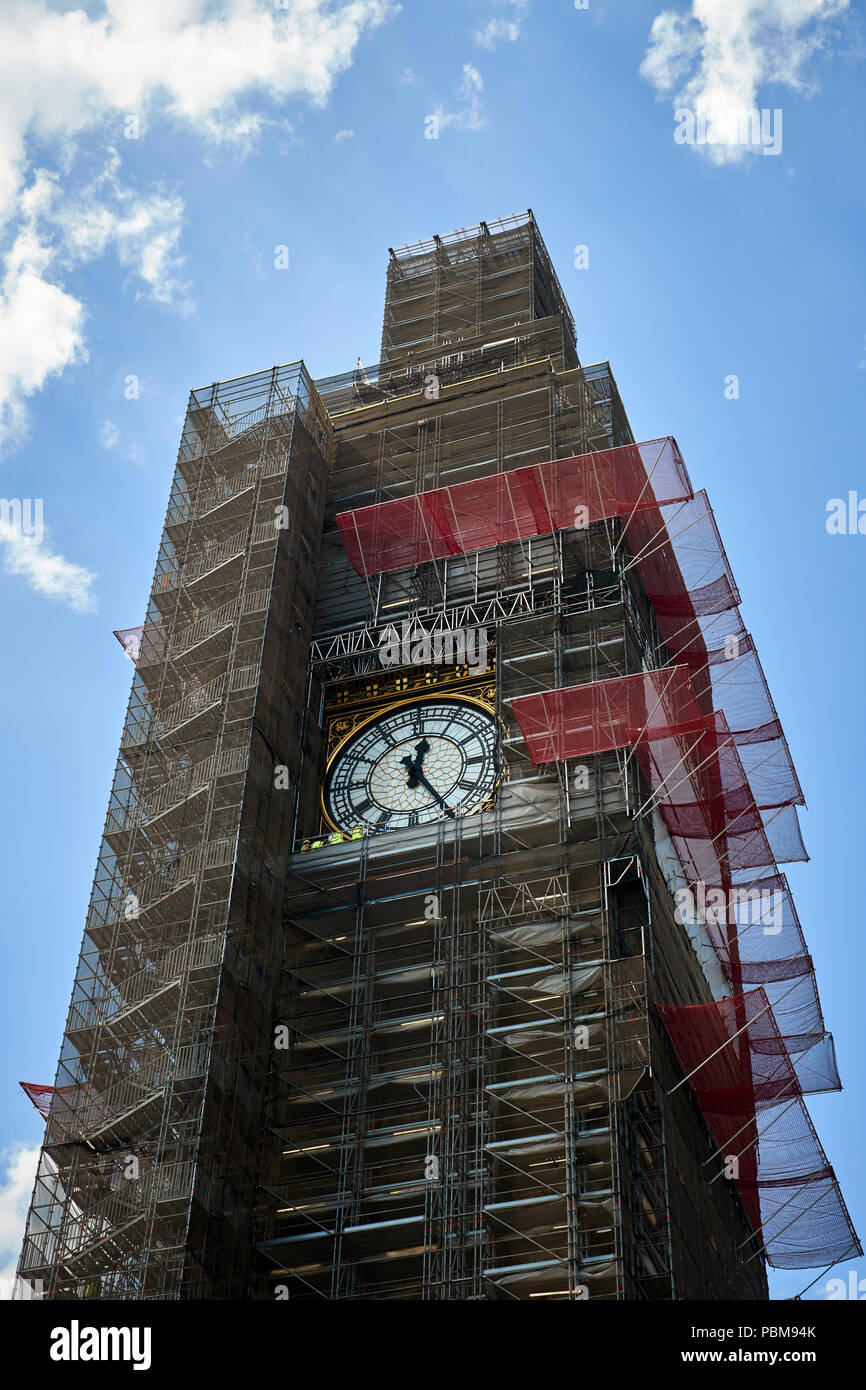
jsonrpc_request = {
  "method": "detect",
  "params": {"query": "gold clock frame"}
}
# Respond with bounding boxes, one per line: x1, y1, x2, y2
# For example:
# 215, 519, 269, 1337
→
319, 688, 506, 835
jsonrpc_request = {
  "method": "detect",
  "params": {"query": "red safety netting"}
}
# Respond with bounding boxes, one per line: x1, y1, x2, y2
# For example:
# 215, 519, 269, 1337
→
20, 1082, 53, 1118
622, 490, 803, 813
336, 438, 692, 577
19, 1082, 89, 1123
626, 492, 738, 616
511, 672, 808, 935
635, 710, 807, 882
511, 673, 804, 873
510, 665, 705, 763
658, 991, 859, 1268
511, 665, 840, 1217
722, 873, 829, 1055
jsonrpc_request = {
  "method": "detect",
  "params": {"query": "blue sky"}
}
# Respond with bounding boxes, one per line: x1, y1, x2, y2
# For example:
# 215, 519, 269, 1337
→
0, 0, 864, 1301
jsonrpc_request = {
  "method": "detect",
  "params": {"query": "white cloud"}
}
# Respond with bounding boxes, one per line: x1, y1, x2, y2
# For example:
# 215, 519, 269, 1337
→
0, 224, 87, 450
0, 1143, 40, 1289
99, 419, 119, 450
0, 1, 397, 221
434, 64, 486, 133
334, 128, 355, 142
53, 160, 192, 311
0, 158, 190, 453
0, 520, 97, 613
0, 1, 396, 455
400, 67, 417, 84
641, 0, 850, 164
475, 0, 530, 49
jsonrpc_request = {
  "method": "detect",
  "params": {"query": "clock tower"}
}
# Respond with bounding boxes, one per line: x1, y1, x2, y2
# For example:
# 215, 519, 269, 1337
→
20, 213, 856, 1302
250, 213, 823, 1301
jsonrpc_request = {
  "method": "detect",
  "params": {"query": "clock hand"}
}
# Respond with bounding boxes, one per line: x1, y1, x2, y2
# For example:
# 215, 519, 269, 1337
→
415, 768, 456, 819
400, 738, 430, 788
400, 738, 455, 819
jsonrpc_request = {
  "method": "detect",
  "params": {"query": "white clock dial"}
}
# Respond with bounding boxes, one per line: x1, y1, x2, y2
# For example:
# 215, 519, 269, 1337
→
324, 697, 499, 834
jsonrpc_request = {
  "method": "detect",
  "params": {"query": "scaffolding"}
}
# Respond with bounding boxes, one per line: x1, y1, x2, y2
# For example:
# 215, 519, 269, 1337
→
19, 364, 333, 1299
251, 217, 785, 1299
257, 286, 856, 1292
18, 212, 858, 1301
255, 515, 769, 1298
300, 411, 857, 1282
378, 211, 577, 371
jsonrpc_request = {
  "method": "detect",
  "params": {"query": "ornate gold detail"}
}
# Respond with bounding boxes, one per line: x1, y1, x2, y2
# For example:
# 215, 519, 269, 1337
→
327, 651, 496, 714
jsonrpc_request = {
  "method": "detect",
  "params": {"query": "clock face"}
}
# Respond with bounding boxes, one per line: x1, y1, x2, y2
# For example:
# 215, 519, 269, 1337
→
323, 696, 499, 834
